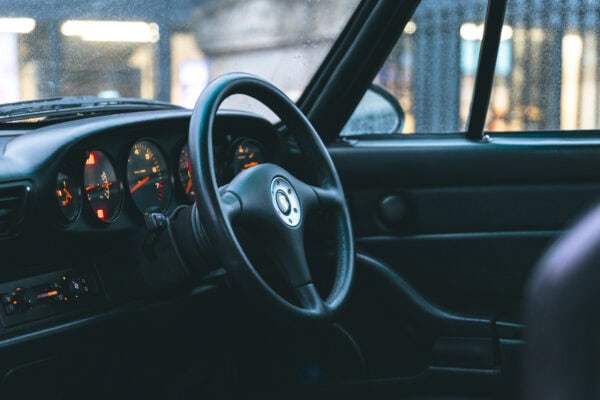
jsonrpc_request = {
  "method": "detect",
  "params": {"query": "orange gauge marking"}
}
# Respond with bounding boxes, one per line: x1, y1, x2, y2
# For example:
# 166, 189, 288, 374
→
130, 176, 149, 193
242, 161, 259, 170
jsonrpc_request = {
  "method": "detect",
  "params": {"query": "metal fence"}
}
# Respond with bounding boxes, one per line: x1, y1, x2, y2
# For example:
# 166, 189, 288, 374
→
377, 0, 600, 133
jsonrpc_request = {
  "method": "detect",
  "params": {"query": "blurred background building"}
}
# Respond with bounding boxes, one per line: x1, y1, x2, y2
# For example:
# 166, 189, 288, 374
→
374, 0, 600, 133
0, 0, 355, 108
0, 0, 598, 133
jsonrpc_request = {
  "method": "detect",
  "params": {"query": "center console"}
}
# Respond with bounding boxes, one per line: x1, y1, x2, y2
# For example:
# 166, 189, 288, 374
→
0, 268, 104, 328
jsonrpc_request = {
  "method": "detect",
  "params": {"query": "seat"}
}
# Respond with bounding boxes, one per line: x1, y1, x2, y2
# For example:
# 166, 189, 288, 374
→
523, 203, 600, 399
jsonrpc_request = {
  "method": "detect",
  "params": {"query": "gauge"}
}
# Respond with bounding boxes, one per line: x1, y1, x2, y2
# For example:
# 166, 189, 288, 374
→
231, 138, 264, 175
83, 150, 121, 222
55, 172, 81, 222
127, 140, 172, 213
178, 144, 195, 202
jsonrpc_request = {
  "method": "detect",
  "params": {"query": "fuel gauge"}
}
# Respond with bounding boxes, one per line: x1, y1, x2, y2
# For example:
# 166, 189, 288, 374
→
56, 172, 82, 222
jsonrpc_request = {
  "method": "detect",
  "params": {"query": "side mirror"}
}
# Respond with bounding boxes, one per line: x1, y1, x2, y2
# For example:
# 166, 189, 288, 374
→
341, 84, 405, 136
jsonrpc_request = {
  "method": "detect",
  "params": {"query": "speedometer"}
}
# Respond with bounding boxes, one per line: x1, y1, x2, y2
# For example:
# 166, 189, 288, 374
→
127, 140, 172, 213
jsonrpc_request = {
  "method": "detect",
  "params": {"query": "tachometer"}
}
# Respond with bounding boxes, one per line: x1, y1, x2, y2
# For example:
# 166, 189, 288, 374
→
232, 138, 264, 175
178, 144, 195, 202
55, 172, 81, 222
83, 150, 121, 222
127, 140, 172, 213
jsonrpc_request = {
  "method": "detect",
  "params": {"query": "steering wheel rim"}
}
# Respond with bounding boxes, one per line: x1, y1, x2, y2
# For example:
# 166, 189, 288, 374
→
188, 73, 354, 324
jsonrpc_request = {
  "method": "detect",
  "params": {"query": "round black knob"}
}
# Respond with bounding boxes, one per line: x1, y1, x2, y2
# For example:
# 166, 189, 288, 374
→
378, 194, 407, 227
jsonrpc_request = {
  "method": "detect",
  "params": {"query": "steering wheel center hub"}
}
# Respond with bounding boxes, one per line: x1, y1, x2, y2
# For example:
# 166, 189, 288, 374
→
271, 177, 301, 227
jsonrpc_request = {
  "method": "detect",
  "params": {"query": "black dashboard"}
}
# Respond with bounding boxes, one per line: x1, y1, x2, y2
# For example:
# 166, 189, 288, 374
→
0, 101, 353, 399
0, 109, 282, 334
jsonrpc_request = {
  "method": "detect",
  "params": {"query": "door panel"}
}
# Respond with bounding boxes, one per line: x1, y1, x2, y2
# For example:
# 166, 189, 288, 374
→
328, 136, 600, 398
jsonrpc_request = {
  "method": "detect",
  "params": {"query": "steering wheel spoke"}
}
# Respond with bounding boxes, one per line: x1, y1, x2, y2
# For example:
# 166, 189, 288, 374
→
295, 282, 326, 314
287, 177, 343, 216
309, 185, 344, 212
220, 191, 242, 222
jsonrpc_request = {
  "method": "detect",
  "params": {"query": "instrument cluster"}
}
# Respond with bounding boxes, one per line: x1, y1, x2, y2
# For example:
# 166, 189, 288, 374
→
54, 131, 272, 225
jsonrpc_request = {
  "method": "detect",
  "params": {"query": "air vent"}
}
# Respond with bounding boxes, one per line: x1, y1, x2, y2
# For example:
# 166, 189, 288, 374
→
0, 183, 32, 239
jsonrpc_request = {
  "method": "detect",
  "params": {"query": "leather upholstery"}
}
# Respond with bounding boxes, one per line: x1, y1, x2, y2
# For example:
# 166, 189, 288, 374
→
523, 203, 600, 399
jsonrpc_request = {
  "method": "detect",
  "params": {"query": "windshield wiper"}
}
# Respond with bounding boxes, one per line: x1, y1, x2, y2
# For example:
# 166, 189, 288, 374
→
0, 96, 184, 123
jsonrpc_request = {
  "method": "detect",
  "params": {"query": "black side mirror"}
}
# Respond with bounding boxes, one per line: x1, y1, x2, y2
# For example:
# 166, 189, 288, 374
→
341, 84, 405, 136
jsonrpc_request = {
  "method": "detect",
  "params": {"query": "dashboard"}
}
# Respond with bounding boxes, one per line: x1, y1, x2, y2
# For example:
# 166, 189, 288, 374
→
42, 111, 281, 230
0, 109, 284, 330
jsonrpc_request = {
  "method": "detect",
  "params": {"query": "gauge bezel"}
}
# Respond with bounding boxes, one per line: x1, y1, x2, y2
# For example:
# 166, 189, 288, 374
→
55, 171, 82, 223
83, 149, 123, 224
126, 138, 174, 214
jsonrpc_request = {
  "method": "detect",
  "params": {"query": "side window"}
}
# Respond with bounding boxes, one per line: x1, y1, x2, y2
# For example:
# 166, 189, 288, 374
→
487, 1, 600, 131
342, 0, 488, 135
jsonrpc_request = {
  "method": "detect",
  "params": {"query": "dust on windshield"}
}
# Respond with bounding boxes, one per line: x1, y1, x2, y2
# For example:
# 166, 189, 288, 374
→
0, 0, 359, 112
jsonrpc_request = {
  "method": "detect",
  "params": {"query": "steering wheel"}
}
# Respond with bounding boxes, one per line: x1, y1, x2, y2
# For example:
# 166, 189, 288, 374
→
187, 73, 354, 324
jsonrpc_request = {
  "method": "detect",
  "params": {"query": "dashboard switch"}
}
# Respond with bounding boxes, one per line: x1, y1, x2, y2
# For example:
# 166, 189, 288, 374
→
22, 289, 37, 306
0, 268, 104, 327
1, 293, 11, 304
68, 279, 83, 294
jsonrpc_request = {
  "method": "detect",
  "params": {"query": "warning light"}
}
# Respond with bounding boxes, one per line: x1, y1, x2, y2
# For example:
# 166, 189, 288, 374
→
85, 152, 96, 165
96, 209, 105, 220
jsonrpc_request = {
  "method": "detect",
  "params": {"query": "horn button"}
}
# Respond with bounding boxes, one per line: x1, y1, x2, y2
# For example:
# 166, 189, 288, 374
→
271, 177, 301, 227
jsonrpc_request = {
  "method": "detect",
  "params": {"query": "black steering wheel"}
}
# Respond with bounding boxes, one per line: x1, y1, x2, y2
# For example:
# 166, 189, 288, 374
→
187, 73, 354, 324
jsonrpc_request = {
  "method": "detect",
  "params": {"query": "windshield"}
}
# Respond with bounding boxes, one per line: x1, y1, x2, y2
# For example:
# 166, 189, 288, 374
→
0, 0, 360, 113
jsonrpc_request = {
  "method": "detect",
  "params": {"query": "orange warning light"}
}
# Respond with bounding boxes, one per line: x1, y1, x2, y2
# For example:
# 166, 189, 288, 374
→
96, 209, 105, 220
85, 152, 96, 165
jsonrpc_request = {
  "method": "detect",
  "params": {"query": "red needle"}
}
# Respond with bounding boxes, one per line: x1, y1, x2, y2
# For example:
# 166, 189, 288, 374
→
130, 176, 150, 193
185, 178, 193, 194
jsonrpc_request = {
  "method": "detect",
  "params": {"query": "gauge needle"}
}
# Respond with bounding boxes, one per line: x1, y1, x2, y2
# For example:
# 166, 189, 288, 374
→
243, 161, 259, 170
63, 188, 73, 199
130, 176, 150, 193
185, 178, 193, 194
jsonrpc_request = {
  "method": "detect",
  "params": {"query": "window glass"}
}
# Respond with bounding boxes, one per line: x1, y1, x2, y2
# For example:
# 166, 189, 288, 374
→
0, 0, 359, 114
487, 1, 600, 131
343, 0, 488, 135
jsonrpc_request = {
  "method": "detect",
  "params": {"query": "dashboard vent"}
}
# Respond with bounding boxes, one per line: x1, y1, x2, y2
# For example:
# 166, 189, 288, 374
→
0, 183, 32, 239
